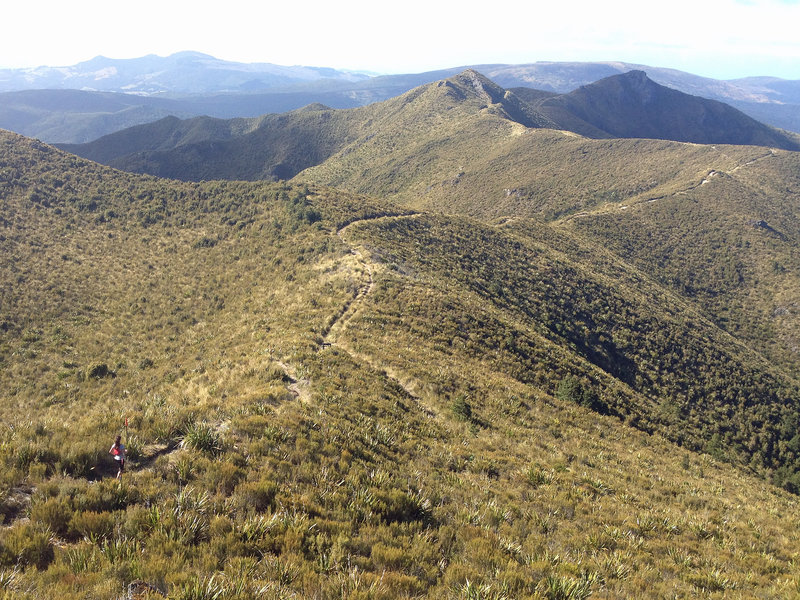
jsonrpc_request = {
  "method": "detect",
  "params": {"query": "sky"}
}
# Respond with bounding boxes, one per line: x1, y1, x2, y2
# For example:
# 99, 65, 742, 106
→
3, 0, 799, 79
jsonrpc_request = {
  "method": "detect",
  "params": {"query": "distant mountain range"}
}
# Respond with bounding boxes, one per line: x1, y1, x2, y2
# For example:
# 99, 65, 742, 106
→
2, 54, 799, 144
58, 70, 800, 181
0, 51, 370, 94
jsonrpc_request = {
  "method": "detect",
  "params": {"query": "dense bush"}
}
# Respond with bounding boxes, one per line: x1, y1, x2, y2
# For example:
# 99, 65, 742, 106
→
180, 423, 223, 456
233, 480, 278, 514
556, 376, 608, 414
29, 497, 71, 537
0, 523, 54, 570
450, 395, 473, 422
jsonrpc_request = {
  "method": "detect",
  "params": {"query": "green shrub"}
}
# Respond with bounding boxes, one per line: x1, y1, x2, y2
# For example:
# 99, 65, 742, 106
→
371, 542, 410, 570
122, 505, 152, 540
176, 574, 226, 600
99, 536, 139, 564
373, 489, 431, 524
58, 443, 103, 479
556, 377, 607, 414
84, 363, 115, 379
181, 423, 223, 456
14, 443, 58, 472
233, 480, 278, 514
69, 510, 115, 541
29, 496, 72, 537
73, 478, 138, 513
60, 543, 99, 574
0, 524, 54, 570
525, 466, 554, 488
231, 414, 272, 439
539, 573, 595, 600
451, 395, 473, 422
458, 579, 513, 600
207, 461, 244, 496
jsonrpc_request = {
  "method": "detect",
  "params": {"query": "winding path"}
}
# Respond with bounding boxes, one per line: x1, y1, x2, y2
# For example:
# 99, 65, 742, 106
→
277, 213, 429, 408
321, 216, 415, 343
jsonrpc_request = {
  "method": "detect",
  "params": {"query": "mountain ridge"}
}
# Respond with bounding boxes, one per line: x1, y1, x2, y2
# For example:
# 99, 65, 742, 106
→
59, 69, 800, 184
531, 69, 800, 149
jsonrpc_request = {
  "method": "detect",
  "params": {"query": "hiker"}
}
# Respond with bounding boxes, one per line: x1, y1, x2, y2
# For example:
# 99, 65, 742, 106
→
109, 435, 126, 480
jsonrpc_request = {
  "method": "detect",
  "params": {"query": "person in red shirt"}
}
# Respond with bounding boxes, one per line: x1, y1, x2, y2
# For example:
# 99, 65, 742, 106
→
109, 435, 126, 480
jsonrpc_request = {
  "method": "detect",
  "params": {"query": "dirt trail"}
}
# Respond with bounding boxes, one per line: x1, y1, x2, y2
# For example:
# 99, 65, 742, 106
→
320, 222, 378, 344
718, 147, 777, 174
277, 213, 430, 409
324, 213, 428, 346
561, 148, 780, 219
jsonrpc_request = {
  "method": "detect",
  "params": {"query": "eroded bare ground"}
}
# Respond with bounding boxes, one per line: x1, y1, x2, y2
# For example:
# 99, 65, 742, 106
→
275, 360, 311, 404
1, 483, 34, 528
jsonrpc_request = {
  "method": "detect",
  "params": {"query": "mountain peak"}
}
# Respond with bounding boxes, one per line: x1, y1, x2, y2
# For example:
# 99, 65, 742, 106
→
168, 51, 216, 60
536, 70, 800, 149
620, 69, 649, 81
446, 69, 506, 104
612, 69, 662, 98
297, 102, 331, 112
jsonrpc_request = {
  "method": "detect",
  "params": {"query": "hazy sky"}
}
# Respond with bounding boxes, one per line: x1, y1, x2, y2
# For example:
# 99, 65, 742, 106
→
4, 0, 799, 79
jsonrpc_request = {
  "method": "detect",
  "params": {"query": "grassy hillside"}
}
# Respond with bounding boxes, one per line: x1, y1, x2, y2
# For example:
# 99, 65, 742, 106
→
3, 131, 800, 598
339, 214, 800, 478
302, 110, 766, 219
297, 74, 800, 384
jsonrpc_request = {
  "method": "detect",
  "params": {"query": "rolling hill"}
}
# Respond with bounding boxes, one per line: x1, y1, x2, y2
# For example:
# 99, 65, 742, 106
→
58, 105, 374, 181
0, 88, 363, 144
4, 55, 800, 599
